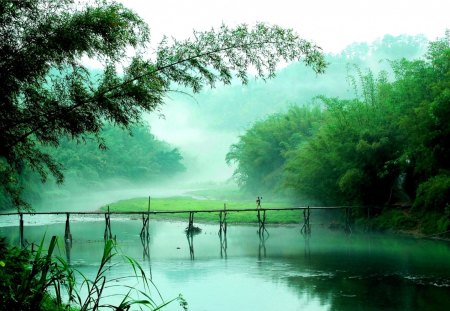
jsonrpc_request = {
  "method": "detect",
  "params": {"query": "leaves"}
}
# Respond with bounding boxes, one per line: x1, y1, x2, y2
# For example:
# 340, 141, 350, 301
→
228, 34, 450, 210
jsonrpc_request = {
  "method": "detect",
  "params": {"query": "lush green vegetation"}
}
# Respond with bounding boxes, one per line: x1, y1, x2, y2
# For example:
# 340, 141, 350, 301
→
170, 34, 427, 133
0, 0, 326, 210
51, 124, 185, 182
103, 196, 300, 223
0, 124, 185, 211
226, 34, 450, 235
0, 237, 185, 311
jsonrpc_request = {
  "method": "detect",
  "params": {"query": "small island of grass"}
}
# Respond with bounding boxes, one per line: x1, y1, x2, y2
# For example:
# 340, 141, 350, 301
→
100, 196, 301, 224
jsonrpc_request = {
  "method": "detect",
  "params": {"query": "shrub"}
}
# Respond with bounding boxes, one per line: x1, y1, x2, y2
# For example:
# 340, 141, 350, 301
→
414, 174, 450, 212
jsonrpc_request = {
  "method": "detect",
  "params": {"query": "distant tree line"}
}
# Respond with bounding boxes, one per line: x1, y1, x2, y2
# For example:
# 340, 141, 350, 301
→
183, 34, 428, 132
0, 124, 185, 210
227, 34, 450, 225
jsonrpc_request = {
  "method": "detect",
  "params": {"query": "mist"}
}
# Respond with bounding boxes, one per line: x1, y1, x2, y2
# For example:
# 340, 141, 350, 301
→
143, 34, 428, 192
8, 34, 431, 212
145, 99, 239, 184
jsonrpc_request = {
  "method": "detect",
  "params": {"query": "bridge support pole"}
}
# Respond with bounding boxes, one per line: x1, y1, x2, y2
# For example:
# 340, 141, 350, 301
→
64, 213, 72, 247
64, 213, 72, 264
257, 209, 268, 236
140, 196, 150, 240
104, 206, 114, 241
301, 206, 311, 235
187, 212, 194, 233
19, 213, 24, 248
219, 203, 227, 236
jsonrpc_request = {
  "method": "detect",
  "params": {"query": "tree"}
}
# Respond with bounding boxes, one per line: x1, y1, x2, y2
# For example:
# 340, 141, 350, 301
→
0, 0, 326, 209
226, 105, 322, 193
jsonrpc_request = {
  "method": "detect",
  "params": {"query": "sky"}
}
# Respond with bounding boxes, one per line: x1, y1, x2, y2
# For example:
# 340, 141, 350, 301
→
121, 0, 449, 183
122, 0, 449, 53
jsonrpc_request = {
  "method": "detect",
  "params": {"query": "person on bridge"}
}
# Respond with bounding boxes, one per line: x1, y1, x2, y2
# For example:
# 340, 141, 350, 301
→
256, 196, 262, 209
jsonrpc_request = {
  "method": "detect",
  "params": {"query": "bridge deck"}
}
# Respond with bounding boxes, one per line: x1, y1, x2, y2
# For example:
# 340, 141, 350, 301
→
0, 206, 357, 216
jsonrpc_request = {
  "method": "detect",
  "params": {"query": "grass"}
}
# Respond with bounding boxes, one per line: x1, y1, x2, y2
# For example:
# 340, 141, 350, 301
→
101, 196, 302, 224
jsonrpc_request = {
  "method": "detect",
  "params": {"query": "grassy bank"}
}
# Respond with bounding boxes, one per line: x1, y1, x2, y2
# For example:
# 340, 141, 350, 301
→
101, 196, 302, 224
101, 190, 449, 237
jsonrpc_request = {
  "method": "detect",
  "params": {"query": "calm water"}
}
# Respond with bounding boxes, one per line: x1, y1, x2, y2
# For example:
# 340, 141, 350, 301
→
1, 216, 450, 311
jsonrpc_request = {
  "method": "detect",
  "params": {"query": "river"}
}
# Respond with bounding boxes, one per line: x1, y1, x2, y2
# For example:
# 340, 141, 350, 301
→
1, 216, 449, 310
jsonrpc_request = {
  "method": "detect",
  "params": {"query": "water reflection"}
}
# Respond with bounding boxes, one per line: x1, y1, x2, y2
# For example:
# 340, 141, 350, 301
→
65, 238, 72, 264
64, 213, 73, 264
140, 233, 152, 279
300, 207, 311, 235
186, 232, 195, 260
258, 231, 268, 260
141, 233, 150, 260
1, 220, 450, 311
219, 232, 227, 259
303, 234, 311, 260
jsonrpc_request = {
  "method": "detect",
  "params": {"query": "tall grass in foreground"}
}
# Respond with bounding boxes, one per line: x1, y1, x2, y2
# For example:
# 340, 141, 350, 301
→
0, 236, 187, 311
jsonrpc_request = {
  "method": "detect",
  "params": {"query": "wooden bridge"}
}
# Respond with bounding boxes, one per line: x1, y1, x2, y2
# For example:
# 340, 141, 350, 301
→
0, 204, 366, 249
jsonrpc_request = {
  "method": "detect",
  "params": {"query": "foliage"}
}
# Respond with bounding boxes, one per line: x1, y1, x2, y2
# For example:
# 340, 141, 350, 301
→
49, 124, 184, 181
174, 34, 428, 132
0, 236, 185, 311
413, 174, 450, 212
363, 208, 419, 232
0, 123, 185, 210
228, 33, 450, 225
0, 0, 326, 210
226, 105, 323, 194
285, 79, 404, 206
0, 236, 74, 311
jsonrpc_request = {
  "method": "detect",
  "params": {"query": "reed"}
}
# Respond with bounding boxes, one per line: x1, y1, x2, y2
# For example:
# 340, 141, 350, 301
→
0, 236, 187, 311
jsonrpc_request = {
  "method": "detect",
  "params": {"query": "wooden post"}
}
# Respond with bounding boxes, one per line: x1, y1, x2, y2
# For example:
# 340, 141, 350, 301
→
257, 209, 261, 232
147, 196, 150, 237
257, 209, 268, 236
223, 203, 227, 235
219, 210, 223, 235
19, 213, 24, 248
301, 206, 311, 235
219, 203, 228, 236
64, 213, 72, 247
189, 212, 194, 231
186, 211, 195, 234
140, 197, 150, 239
104, 206, 113, 241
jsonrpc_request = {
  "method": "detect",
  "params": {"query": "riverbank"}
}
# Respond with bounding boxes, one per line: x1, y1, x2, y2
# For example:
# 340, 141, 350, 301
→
358, 207, 450, 239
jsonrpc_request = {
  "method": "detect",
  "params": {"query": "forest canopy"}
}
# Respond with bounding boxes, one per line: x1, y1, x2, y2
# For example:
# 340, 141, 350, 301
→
227, 33, 450, 215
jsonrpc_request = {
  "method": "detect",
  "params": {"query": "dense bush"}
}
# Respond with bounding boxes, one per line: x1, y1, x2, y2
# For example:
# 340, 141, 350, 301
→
414, 175, 450, 212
